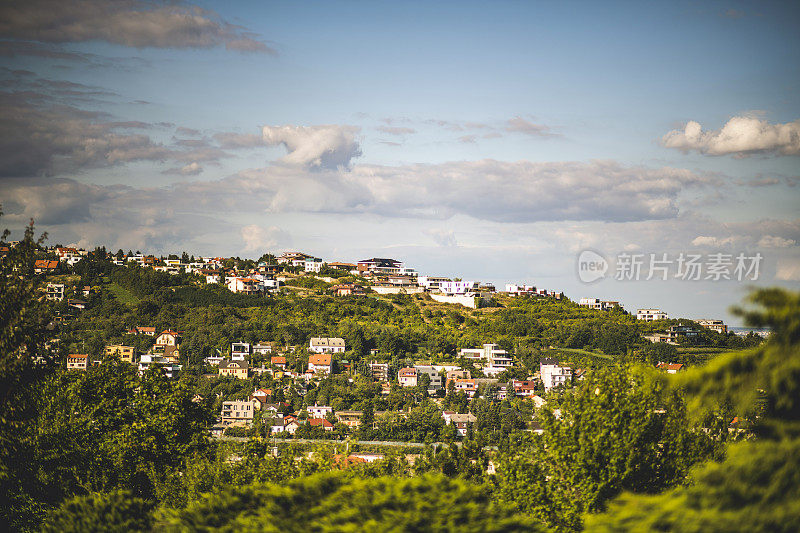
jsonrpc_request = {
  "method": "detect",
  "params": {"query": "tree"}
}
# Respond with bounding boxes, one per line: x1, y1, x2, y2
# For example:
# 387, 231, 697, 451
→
156, 471, 542, 532
586, 289, 800, 532
496, 364, 715, 531
41, 490, 154, 533
0, 214, 53, 529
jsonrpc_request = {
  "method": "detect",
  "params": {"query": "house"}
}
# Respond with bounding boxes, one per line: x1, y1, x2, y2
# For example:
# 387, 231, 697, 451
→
55, 247, 83, 264
138, 354, 182, 378
308, 405, 333, 419
304, 258, 324, 272
219, 359, 249, 379
277, 251, 315, 267
398, 367, 417, 387
637, 308, 668, 321
447, 370, 471, 385
155, 330, 181, 347
132, 326, 156, 336
540, 358, 572, 391
226, 276, 262, 294
442, 412, 477, 437
657, 362, 684, 374
369, 362, 389, 382
578, 298, 620, 311
162, 345, 180, 363
67, 299, 86, 310
253, 343, 274, 355
221, 399, 260, 426
666, 324, 699, 343
284, 419, 301, 435
252, 388, 272, 400
697, 319, 728, 335
414, 365, 443, 392
308, 418, 335, 431
309, 337, 346, 353
357, 258, 403, 276
104, 344, 136, 363
511, 380, 538, 397
267, 416, 286, 435
35, 259, 57, 275
308, 353, 332, 375
67, 354, 88, 371
438, 280, 479, 295
328, 262, 357, 272
270, 355, 286, 369
459, 344, 513, 375
46, 283, 65, 301
417, 276, 450, 291
453, 379, 478, 397
336, 410, 363, 428
231, 342, 250, 360
331, 283, 366, 296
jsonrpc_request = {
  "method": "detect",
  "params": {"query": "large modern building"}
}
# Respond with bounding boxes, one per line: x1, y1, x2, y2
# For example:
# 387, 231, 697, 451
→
637, 308, 668, 321
459, 344, 514, 375
540, 358, 572, 391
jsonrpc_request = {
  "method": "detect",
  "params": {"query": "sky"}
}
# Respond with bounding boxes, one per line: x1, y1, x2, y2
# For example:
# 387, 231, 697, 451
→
1, 0, 798, 324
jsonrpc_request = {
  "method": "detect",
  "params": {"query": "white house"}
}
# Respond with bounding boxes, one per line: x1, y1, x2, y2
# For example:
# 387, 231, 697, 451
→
637, 308, 668, 321
231, 342, 251, 361
304, 258, 324, 272
417, 276, 450, 291
540, 358, 572, 391
309, 337, 345, 353
579, 298, 620, 311
459, 344, 514, 375
308, 405, 333, 419
438, 280, 479, 295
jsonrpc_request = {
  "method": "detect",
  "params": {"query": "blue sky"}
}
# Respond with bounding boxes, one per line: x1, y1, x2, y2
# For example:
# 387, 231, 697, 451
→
1, 0, 798, 323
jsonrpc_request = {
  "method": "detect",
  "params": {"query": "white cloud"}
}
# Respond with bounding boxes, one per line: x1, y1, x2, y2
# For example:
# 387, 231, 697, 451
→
240, 224, 287, 252
376, 126, 416, 136
261, 125, 362, 169
758, 235, 797, 248
691, 235, 736, 247
162, 162, 203, 176
661, 116, 800, 157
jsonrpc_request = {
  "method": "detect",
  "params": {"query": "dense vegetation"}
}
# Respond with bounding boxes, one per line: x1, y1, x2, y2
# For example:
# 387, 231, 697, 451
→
1, 215, 794, 532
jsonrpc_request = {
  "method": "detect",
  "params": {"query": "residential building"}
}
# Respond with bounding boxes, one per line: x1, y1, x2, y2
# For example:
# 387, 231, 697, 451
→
414, 365, 443, 391
336, 410, 363, 428
104, 344, 136, 363
666, 324, 699, 343
438, 280, 479, 295
277, 251, 314, 267
270, 356, 286, 369
253, 343, 274, 354
579, 298, 620, 311
138, 354, 181, 378
459, 343, 513, 375
637, 308, 668, 321
309, 337, 345, 353
155, 330, 181, 347
331, 283, 366, 296
697, 319, 728, 334
357, 258, 403, 275
132, 326, 156, 336
442, 412, 477, 437
417, 276, 450, 291
540, 358, 572, 391
221, 399, 260, 426
505, 284, 537, 296
219, 359, 249, 379
447, 370, 471, 385
67, 353, 88, 371
304, 258, 324, 272
328, 262, 357, 271
46, 283, 65, 301
308, 418, 334, 431
231, 342, 250, 360
67, 299, 86, 310
657, 363, 684, 374
308, 405, 333, 419
226, 276, 262, 294
34, 260, 59, 274
398, 367, 417, 387
512, 380, 538, 397
308, 353, 332, 375
369, 362, 389, 382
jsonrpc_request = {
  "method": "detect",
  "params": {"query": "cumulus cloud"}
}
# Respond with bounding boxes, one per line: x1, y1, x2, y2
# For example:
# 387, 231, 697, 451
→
691, 235, 737, 247
758, 235, 796, 248
240, 224, 288, 252
261, 125, 362, 169
0, 177, 113, 224
0, 0, 274, 53
661, 116, 800, 157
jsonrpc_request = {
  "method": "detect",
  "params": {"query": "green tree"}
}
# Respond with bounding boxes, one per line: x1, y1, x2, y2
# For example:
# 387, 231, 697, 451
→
41, 490, 154, 533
